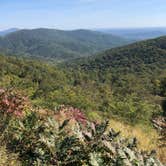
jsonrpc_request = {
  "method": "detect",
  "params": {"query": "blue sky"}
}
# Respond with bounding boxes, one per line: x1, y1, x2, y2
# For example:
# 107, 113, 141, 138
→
0, 0, 166, 30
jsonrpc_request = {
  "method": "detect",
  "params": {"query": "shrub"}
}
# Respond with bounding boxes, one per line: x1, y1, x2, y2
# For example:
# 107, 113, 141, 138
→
0, 88, 28, 117
0, 88, 28, 136
0, 90, 164, 165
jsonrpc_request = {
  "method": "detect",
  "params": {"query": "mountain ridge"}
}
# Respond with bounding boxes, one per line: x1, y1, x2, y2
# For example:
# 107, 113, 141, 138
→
0, 28, 129, 61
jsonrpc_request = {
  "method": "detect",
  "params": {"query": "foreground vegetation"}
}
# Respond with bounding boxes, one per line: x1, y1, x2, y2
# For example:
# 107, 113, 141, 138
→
0, 89, 164, 165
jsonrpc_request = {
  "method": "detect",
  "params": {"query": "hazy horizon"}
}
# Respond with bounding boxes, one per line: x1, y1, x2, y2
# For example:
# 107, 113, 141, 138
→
1, 26, 166, 32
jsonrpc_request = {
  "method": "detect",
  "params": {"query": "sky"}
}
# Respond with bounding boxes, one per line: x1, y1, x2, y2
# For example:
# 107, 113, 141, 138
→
0, 0, 166, 30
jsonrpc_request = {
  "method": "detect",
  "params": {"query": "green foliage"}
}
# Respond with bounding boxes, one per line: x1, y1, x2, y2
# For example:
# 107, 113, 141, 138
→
109, 94, 162, 124
159, 78, 166, 97
1, 109, 163, 165
67, 36, 166, 96
65, 36, 166, 120
0, 90, 163, 165
5, 114, 60, 165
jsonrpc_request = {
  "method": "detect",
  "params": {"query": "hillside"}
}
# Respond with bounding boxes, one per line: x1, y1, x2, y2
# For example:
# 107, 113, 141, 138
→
0, 52, 164, 124
73, 36, 166, 71
0, 28, 128, 61
68, 36, 166, 93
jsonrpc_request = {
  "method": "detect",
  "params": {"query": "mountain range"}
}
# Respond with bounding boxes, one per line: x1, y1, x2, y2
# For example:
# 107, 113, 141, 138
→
0, 28, 128, 61
99, 27, 166, 40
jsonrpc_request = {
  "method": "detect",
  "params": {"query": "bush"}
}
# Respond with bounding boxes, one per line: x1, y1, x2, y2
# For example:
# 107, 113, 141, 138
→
0, 88, 28, 136
0, 88, 28, 117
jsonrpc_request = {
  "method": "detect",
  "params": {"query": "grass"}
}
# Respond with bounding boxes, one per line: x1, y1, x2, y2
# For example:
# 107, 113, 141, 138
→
109, 119, 166, 163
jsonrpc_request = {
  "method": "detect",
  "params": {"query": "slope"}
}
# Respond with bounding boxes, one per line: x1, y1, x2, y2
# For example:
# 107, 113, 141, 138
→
73, 36, 166, 72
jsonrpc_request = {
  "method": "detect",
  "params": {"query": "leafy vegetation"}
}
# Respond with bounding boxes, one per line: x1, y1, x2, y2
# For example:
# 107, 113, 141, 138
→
0, 146, 21, 166
0, 89, 164, 165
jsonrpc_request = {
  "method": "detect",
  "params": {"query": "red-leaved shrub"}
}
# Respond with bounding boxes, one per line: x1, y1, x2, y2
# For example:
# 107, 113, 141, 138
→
0, 88, 28, 117
55, 105, 87, 125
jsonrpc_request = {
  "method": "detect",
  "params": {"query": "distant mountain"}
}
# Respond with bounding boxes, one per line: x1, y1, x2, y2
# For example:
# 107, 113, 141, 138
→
0, 28, 129, 61
98, 28, 166, 40
0, 28, 19, 36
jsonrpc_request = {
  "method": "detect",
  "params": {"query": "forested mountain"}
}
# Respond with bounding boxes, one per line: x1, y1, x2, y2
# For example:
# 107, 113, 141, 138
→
0, 28, 128, 61
99, 27, 166, 40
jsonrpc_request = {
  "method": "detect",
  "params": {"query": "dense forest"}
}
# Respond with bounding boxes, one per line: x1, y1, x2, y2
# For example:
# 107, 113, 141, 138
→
0, 53, 162, 125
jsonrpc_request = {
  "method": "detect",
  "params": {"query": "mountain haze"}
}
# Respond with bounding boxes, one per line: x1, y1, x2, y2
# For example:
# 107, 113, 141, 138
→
99, 28, 166, 40
0, 28, 19, 36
